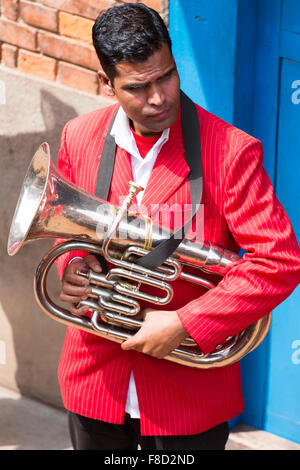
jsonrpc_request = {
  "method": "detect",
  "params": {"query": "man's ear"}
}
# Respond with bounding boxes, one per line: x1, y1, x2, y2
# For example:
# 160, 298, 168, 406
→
97, 70, 115, 97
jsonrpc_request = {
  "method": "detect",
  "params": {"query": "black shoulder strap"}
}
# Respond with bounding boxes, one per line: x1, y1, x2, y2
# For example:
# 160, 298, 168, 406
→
95, 111, 118, 201
136, 91, 202, 269
95, 91, 203, 270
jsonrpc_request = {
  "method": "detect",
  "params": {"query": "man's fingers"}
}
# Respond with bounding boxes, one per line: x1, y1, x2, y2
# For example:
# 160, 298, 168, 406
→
121, 338, 133, 351
85, 255, 102, 272
60, 291, 89, 304
63, 276, 92, 295
69, 303, 90, 316
65, 255, 102, 280
60, 255, 103, 317
61, 282, 91, 298
121, 340, 142, 353
63, 271, 90, 286
121, 331, 143, 352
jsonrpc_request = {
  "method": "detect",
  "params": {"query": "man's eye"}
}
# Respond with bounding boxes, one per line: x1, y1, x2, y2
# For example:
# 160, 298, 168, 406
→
127, 82, 149, 90
126, 85, 145, 92
159, 71, 173, 81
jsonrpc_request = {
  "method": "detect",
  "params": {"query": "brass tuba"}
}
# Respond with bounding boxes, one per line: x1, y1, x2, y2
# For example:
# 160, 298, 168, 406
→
7, 143, 272, 368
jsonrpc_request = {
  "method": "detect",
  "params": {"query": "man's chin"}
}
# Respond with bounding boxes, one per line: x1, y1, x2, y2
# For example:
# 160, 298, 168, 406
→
146, 111, 178, 134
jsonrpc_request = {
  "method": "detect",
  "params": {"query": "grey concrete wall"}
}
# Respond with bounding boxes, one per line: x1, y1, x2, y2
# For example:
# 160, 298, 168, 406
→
0, 65, 112, 408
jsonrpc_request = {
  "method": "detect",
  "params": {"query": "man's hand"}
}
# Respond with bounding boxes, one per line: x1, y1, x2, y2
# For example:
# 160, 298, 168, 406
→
121, 308, 189, 359
60, 255, 102, 316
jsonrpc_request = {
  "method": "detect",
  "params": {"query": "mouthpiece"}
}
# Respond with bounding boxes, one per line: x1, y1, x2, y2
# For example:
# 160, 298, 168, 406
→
128, 181, 144, 202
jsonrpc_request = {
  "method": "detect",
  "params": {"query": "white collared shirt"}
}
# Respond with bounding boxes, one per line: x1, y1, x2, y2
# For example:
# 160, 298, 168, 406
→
110, 106, 170, 205
111, 106, 170, 418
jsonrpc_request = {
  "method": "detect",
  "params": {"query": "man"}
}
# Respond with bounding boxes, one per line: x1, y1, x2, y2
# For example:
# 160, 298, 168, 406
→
55, 4, 300, 450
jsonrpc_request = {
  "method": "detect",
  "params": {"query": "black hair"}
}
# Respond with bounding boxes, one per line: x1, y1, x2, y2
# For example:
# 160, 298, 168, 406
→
92, 3, 172, 83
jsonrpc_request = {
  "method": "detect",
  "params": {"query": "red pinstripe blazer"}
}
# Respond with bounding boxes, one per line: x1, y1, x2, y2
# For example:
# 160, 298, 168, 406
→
55, 102, 300, 436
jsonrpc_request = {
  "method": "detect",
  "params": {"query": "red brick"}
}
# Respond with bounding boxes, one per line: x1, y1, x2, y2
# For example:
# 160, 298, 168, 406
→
1, 43, 18, 67
0, 18, 37, 50
58, 61, 99, 94
59, 12, 94, 44
140, 0, 162, 12
38, 31, 99, 70
20, 1, 58, 32
118, 0, 161, 7
41, 0, 112, 20
18, 49, 57, 80
2, 0, 19, 21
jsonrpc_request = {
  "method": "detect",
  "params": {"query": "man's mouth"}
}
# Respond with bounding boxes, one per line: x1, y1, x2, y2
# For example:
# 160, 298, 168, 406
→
149, 108, 170, 121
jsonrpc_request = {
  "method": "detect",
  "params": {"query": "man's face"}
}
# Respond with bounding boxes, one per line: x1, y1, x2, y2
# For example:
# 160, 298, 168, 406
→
101, 43, 181, 137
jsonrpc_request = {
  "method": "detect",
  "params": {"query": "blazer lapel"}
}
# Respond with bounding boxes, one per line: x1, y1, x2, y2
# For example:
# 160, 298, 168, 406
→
108, 146, 136, 208
108, 107, 191, 215
140, 110, 191, 216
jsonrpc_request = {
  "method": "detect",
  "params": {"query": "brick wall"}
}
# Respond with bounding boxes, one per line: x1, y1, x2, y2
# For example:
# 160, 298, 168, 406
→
0, 0, 169, 96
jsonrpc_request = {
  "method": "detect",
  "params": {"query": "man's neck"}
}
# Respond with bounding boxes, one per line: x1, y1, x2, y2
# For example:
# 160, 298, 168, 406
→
129, 119, 164, 138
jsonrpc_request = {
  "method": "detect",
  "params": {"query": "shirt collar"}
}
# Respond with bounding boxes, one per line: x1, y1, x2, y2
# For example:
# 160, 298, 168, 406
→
110, 106, 170, 163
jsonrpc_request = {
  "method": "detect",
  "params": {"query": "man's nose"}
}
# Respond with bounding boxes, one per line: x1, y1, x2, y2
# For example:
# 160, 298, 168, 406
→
148, 86, 165, 107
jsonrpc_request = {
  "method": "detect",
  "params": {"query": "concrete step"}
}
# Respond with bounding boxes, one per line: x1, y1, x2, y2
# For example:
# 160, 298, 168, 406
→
226, 424, 300, 450
0, 385, 72, 450
0, 385, 299, 450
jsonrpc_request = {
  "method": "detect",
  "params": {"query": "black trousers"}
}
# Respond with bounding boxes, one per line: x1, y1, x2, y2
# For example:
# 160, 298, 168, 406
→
68, 411, 229, 451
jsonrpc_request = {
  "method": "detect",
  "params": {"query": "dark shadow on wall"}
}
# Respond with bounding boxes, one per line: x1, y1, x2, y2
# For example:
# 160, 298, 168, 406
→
1, 89, 79, 168
0, 89, 82, 407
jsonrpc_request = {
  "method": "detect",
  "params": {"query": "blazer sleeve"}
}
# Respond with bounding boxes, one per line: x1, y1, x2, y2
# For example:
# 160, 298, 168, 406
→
54, 121, 88, 281
176, 138, 300, 355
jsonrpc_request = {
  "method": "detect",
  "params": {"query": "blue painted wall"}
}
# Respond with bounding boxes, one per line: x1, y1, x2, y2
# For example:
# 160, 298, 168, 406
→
169, 0, 300, 444
169, 0, 239, 124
